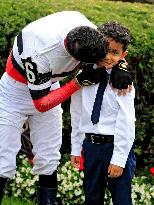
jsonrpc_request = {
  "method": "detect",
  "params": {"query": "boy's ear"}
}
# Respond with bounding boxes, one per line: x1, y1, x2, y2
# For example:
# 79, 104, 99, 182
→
122, 50, 128, 58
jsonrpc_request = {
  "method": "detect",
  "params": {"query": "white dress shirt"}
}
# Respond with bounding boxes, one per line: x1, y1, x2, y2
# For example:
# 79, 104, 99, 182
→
70, 70, 136, 168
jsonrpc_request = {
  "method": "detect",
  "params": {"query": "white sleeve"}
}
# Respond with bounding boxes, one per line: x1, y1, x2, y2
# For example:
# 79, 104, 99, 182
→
110, 87, 136, 168
70, 89, 85, 156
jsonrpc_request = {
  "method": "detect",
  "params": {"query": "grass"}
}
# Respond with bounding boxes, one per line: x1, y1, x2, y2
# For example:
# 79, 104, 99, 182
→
2, 196, 34, 205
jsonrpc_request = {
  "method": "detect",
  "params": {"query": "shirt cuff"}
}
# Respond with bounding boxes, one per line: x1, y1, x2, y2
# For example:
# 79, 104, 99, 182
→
110, 153, 128, 168
71, 143, 82, 156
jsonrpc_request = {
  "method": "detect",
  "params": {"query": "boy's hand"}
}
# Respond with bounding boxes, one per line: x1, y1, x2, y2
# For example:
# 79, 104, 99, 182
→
71, 155, 80, 169
110, 60, 132, 92
108, 164, 123, 178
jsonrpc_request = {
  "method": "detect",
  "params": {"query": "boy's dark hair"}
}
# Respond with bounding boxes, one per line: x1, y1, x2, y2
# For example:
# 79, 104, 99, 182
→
66, 26, 108, 63
97, 21, 132, 51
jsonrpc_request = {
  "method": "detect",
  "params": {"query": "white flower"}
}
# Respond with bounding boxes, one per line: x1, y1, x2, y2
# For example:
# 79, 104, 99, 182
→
73, 176, 78, 181
74, 189, 82, 196
17, 189, 21, 195
33, 175, 39, 181
61, 166, 67, 173
16, 171, 20, 177
28, 188, 35, 195
80, 171, 84, 178
16, 177, 23, 184
14, 193, 18, 197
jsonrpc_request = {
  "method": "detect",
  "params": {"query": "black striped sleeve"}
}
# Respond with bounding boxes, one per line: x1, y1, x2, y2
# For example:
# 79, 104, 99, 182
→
29, 87, 51, 100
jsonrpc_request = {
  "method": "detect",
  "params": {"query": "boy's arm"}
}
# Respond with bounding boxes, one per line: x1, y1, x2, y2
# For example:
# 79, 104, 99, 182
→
70, 89, 85, 169
110, 85, 136, 168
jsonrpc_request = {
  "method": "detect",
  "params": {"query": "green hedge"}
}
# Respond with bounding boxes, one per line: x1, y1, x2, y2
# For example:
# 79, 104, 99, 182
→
0, 0, 154, 168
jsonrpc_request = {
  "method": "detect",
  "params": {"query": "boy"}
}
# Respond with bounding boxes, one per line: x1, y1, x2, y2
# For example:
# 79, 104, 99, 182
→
71, 21, 136, 205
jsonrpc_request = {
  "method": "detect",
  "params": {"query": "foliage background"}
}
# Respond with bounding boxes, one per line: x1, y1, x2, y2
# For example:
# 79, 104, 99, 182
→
0, 0, 154, 170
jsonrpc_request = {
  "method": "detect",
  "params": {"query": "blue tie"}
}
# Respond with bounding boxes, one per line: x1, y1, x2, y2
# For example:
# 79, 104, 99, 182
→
91, 72, 109, 125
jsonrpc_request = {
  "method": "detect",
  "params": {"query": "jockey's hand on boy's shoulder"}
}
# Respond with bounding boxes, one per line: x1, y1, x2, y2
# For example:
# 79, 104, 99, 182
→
110, 83, 132, 96
110, 60, 132, 96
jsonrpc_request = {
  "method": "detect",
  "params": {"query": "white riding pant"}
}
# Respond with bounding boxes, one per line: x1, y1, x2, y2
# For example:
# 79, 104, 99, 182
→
0, 73, 62, 179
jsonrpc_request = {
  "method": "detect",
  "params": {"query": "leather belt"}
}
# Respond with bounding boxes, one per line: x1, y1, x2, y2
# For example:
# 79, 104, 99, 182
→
85, 133, 114, 144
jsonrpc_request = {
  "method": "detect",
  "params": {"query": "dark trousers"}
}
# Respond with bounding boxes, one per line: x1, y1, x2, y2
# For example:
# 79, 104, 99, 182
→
82, 139, 136, 205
